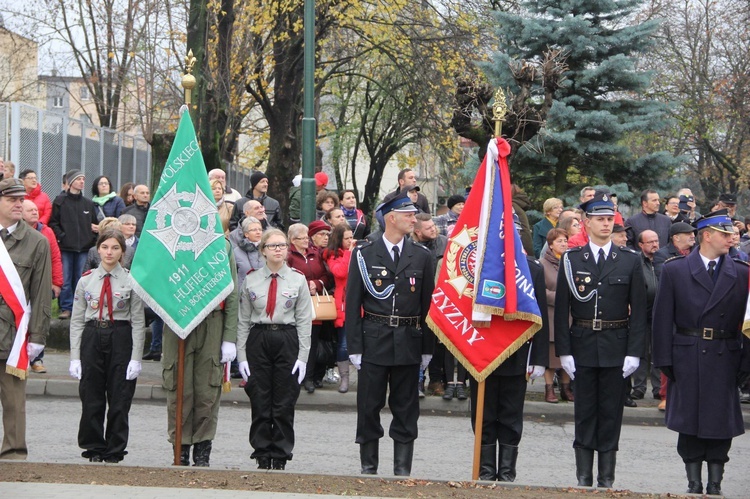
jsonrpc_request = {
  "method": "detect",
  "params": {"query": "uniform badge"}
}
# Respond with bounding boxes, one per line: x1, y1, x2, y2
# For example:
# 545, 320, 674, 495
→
375, 279, 382, 286
585, 277, 591, 283
285, 299, 293, 309
578, 285, 585, 292
249, 292, 257, 302
84, 291, 91, 301
381, 270, 387, 277
117, 300, 126, 310
91, 300, 99, 310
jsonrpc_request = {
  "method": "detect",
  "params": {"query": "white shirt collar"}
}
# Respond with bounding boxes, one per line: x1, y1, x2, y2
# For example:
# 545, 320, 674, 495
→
588, 240, 612, 262
0, 222, 19, 234
382, 236, 404, 261
699, 253, 720, 272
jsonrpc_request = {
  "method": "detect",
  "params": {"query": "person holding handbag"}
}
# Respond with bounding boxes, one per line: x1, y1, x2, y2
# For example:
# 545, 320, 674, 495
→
287, 222, 332, 393
236, 229, 312, 470
323, 223, 356, 393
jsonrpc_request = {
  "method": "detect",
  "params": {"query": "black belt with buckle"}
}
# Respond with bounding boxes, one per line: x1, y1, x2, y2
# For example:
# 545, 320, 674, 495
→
676, 327, 736, 340
573, 319, 629, 331
85, 320, 129, 329
252, 324, 294, 331
364, 312, 420, 328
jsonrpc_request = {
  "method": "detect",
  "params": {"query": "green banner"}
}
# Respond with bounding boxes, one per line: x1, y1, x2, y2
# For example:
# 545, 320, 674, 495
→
130, 112, 234, 338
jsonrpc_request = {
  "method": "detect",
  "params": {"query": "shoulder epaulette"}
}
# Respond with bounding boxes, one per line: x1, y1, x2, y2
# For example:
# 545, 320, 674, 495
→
357, 240, 373, 248
619, 246, 638, 254
123, 268, 130, 273
664, 255, 685, 264
566, 246, 583, 253
291, 267, 305, 275
733, 259, 750, 267
81, 269, 93, 277
412, 241, 430, 252
247, 268, 257, 275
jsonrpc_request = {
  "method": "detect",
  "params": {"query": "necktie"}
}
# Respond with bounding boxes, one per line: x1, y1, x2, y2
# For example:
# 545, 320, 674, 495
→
0, 229, 9, 242
597, 248, 606, 272
266, 273, 279, 320
392, 246, 400, 267
99, 274, 114, 321
708, 261, 716, 280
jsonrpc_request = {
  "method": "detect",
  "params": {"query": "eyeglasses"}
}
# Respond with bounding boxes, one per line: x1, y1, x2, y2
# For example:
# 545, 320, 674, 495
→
23, 176, 37, 181
292, 236, 308, 240
265, 243, 289, 250
98, 181, 110, 186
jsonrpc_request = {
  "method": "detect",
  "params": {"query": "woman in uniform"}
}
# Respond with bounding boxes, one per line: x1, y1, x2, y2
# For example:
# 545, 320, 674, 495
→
68, 228, 145, 463
237, 229, 313, 470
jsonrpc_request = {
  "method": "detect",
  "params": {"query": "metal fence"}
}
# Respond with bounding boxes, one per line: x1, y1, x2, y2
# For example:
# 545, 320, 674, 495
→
3, 102, 151, 199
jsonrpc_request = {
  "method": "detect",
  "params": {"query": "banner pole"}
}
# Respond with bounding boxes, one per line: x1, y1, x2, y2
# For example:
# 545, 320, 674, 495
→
471, 380, 486, 480
173, 337, 186, 465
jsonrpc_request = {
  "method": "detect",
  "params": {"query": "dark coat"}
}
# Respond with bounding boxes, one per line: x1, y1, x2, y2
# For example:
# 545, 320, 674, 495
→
625, 211, 672, 249
652, 250, 750, 439
554, 244, 648, 367
540, 248, 559, 340
491, 256, 549, 376
652, 242, 683, 281
532, 217, 554, 258
286, 245, 332, 293
49, 191, 98, 252
121, 202, 149, 238
345, 237, 436, 366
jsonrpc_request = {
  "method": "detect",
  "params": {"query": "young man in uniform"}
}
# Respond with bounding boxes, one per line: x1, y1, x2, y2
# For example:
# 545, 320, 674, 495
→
346, 189, 436, 476
555, 192, 647, 488
652, 209, 750, 495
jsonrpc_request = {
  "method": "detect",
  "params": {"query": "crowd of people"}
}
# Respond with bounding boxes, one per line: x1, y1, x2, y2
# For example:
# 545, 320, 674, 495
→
0, 157, 748, 496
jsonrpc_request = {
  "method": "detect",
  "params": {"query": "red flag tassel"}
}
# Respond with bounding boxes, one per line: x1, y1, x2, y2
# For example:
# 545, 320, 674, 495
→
497, 138, 518, 314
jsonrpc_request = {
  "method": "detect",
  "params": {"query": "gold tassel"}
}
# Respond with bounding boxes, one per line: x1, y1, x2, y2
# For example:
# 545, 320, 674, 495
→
5, 365, 27, 380
222, 381, 232, 393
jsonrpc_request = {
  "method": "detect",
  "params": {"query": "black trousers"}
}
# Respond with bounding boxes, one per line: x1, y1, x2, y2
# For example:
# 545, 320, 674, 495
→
244, 326, 300, 460
573, 365, 625, 452
304, 324, 321, 383
356, 362, 420, 444
428, 342, 446, 383
78, 323, 136, 460
469, 374, 527, 446
677, 433, 732, 464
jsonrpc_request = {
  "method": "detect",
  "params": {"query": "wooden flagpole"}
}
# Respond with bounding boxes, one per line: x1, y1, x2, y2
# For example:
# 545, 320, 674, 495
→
471, 89, 508, 481
173, 51, 197, 466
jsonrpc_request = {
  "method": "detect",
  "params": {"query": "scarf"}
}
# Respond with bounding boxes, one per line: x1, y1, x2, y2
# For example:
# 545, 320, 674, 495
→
341, 205, 357, 218
92, 192, 116, 206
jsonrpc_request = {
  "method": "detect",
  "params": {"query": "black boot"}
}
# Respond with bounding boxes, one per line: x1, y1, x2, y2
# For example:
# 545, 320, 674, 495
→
574, 448, 594, 486
359, 440, 379, 475
479, 444, 496, 480
272, 458, 287, 470
497, 444, 518, 482
706, 462, 724, 496
256, 456, 271, 469
685, 461, 703, 494
596, 451, 616, 488
192, 440, 212, 467
178, 444, 191, 466
393, 441, 414, 476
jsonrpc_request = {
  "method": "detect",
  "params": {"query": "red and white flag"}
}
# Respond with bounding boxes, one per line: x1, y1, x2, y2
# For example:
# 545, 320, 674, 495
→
0, 237, 31, 379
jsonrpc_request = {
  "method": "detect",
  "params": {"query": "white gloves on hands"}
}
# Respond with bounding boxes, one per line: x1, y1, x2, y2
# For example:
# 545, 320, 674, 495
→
239, 361, 251, 381
421, 354, 432, 370
69, 360, 82, 380
622, 356, 640, 378
529, 365, 545, 380
560, 355, 576, 380
27, 342, 44, 360
349, 354, 362, 370
292, 360, 306, 384
220, 341, 237, 364
125, 360, 142, 380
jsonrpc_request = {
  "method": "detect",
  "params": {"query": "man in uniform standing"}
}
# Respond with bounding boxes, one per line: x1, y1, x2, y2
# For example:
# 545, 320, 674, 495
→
652, 210, 750, 496
555, 192, 647, 488
162, 241, 239, 467
0, 178, 51, 459
346, 190, 436, 476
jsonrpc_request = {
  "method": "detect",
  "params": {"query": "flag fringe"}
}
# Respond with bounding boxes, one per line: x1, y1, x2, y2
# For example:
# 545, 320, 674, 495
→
5, 364, 27, 380
473, 304, 543, 325
426, 316, 541, 383
743, 319, 750, 340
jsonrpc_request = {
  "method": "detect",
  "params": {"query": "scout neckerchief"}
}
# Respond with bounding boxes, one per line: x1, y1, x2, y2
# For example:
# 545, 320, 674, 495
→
0, 228, 32, 379
99, 270, 115, 322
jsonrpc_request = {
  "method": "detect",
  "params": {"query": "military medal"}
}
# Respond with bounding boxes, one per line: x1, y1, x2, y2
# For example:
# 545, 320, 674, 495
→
90, 299, 99, 310
381, 270, 387, 276
585, 277, 591, 283
410, 277, 416, 292
375, 279, 382, 286
578, 285, 585, 292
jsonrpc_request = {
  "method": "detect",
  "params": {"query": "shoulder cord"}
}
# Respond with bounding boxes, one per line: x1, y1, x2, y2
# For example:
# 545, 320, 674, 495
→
356, 249, 395, 300
563, 252, 597, 303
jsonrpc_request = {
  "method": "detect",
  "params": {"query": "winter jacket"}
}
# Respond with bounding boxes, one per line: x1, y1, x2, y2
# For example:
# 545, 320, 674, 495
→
324, 248, 351, 327
34, 222, 63, 287
122, 202, 150, 237
287, 245, 332, 294
48, 191, 98, 252
234, 237, 264, 289
26, 184, 52, 225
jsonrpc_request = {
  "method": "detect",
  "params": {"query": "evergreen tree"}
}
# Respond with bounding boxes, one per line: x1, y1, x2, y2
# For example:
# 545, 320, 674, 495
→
482, 0, 678, 195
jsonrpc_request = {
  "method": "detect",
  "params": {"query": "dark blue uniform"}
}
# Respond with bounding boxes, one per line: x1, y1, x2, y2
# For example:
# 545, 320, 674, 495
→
345, 236, 435, 474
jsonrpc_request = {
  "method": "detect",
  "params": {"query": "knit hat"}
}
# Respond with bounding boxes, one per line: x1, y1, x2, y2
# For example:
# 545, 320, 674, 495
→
315, 172, 329, 188
308, 220, 330, 237
66, 169, 85, 184
250, 171, 268, 190
447, 194, 466, 210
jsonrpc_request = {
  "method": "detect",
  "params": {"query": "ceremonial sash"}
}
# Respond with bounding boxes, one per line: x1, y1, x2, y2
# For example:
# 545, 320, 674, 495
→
0, 235, 31, 379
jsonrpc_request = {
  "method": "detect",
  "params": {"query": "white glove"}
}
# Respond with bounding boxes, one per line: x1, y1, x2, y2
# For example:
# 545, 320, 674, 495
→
27, 342, 44, 360
292, 360, 306, 384
220, 341, 237, 364
622, 356, 640, 378
560, 355, 576, 380
125, 360, 142, 380
69, 360, 82, 380
421, 354, 432, 370
529, 365, 545, 380
239, 361, 251, 381
349, 354, 362, 370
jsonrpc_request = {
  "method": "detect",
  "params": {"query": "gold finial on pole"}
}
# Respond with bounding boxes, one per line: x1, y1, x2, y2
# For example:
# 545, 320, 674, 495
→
492, 88, 507, 138
181, 49, 197, 106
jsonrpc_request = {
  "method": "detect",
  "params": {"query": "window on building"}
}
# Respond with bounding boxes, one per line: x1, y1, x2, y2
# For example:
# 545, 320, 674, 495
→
53, 96, 64, 108
80, 86, 89, 100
